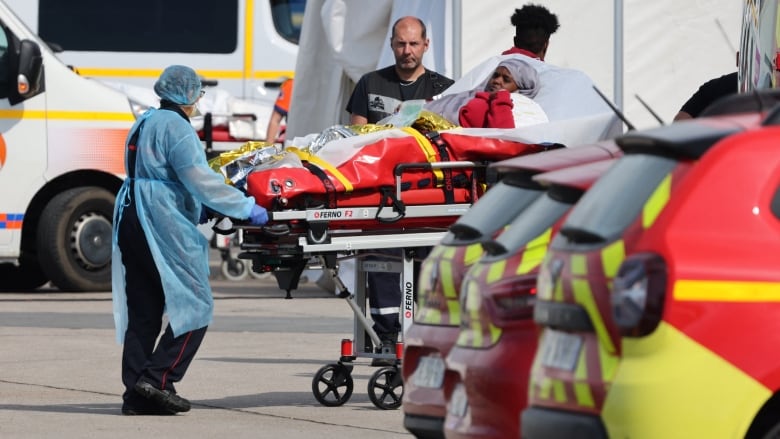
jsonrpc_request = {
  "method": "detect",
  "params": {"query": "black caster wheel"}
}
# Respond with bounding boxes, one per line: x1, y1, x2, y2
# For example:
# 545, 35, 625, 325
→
367, 366, 403, 410
312, 363, 354, 407
220, 259, 248, 281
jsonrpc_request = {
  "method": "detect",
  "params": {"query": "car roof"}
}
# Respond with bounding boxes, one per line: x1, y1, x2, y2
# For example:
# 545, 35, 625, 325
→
489, 141, 620, 175
701, 88, 780, 118
533, 159, 616, 191
616, 113, 760, 159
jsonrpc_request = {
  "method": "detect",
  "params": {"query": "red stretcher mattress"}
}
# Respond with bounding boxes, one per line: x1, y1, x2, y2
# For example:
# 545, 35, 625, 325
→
245, 128, 549, 217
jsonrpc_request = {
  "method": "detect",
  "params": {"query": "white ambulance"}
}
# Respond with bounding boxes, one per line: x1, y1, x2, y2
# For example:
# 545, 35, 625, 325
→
0, 0, 139, 291
0, 0, 306, 292
6, 0, 305, 106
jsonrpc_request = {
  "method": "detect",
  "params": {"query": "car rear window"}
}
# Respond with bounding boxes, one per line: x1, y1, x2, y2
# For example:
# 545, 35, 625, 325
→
555, 155, 677, 246
445, 182, 543, 245
485, 194, 572, 257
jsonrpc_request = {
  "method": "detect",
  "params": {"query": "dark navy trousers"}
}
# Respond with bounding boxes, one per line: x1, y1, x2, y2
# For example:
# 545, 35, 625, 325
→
118, 196, 206, 406
366, 246, 430, 341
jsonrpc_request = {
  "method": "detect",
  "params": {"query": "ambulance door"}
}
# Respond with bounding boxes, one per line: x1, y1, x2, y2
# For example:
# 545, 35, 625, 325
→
0, 22, 46, 254
249, 0, 305, 101
738, 0, 780, 91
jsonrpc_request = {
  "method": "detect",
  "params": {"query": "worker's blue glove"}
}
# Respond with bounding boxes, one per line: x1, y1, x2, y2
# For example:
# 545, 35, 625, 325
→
249, 204, 268, 225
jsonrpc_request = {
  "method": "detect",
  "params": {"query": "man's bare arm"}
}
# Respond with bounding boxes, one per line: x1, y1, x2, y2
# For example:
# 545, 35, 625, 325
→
350, 114, 368, 125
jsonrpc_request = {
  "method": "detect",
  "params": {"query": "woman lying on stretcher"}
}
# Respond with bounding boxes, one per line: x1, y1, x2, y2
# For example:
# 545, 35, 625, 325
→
424, 57, 548, 129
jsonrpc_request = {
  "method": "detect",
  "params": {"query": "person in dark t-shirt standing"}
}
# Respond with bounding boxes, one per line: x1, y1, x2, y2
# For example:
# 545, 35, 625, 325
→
346, 16, 454, 124
345, 16, 454, 366
674, 71, 738, 120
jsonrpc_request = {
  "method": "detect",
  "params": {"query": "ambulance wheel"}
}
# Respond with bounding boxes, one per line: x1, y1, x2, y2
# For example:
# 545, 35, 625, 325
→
220, 259, 248, 281
367, 366, 403, 410
37, 187, 114, 292
312, 363, 353, 407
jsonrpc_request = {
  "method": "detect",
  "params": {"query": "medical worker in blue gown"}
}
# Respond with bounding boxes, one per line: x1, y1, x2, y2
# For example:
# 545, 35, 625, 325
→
111, 65, 269, 416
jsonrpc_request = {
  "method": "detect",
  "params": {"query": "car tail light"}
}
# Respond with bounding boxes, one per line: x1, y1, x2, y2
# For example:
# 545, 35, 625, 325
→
611, 253, 667, 337
487, 276, 537, 321
414, 257, 447, 323
457, 272, 537, 349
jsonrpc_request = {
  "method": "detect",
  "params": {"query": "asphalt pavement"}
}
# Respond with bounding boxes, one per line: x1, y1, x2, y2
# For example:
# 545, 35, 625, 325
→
0, 251, 412, 438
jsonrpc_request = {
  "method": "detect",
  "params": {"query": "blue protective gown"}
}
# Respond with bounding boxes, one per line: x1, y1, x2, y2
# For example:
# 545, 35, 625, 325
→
111, 108, 255, 343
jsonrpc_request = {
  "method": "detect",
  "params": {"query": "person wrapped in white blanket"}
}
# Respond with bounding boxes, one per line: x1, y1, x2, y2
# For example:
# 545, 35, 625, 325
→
423, 57, 548, 128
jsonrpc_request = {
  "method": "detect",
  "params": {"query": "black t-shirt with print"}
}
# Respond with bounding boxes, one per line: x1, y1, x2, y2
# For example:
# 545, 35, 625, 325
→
346, 65, 454, 123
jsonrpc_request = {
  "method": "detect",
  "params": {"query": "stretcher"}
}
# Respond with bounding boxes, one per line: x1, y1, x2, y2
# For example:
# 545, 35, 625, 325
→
230, 157, 489, 410
219, 121, 605, 409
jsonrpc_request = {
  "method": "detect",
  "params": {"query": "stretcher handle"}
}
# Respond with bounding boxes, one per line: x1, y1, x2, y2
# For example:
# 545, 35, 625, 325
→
211, 213, 290, 237
393, 160, 479, 198
202, 111, 258, 121
210, 216, 236, 235
376, 187, 406, 224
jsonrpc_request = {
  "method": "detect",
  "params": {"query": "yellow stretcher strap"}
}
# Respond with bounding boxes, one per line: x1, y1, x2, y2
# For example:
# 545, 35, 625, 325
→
287, 147, 354, 193
401, 127, 445, 183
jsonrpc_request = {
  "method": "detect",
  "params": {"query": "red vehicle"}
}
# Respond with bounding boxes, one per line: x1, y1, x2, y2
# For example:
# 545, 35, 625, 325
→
443, 159, 615, 439
402, 143, 621, 439
522, 92, 780, 438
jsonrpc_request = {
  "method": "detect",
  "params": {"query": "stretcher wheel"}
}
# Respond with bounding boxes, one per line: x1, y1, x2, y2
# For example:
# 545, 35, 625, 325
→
312, 363, 353, 407
367, 366, 403, 410
220, 259, 248, 281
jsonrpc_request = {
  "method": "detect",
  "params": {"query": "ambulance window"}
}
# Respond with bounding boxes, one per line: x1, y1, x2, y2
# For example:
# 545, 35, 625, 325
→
0, 26, 9, 98
37, 0, 239, 54
271, 0, 306, 44
556, 155, 677, 245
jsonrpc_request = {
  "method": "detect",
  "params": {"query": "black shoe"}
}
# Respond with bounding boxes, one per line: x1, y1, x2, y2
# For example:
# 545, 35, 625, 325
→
378, 332, 398, 346
134, 380, 191, 413
121, 404, 177, 416
371, 332, 399, 367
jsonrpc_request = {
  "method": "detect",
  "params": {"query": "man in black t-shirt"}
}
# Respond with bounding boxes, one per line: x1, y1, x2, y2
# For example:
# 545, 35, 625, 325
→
345, 16, 454, 365
346, 16, 454, 124
674, 71, 738, 120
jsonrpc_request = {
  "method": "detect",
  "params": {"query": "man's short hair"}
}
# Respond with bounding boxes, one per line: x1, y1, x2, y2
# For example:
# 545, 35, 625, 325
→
391, 16, 427, 40
510, 4, 560, 54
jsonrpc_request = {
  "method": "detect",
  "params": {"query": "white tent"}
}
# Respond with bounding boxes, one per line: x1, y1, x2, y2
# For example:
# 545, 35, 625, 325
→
287, 0, 742, 139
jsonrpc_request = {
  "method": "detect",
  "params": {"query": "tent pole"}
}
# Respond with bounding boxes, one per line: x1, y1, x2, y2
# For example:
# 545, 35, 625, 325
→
452, 0, 462, 79
614, 0, 624, 110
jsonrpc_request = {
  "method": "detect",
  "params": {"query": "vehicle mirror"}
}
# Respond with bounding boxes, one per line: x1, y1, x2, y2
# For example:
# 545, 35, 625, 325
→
17, 39, 43, 97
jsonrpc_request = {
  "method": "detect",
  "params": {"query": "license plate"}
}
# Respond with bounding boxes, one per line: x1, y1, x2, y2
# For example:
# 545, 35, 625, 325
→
540, 330, 583, 371
447, 383, 467, 417
411, 355, 445, 388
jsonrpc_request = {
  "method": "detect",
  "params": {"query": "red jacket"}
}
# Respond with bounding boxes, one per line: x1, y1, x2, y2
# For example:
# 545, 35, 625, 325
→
458, 90, 515, 129
501, 47, 540, 58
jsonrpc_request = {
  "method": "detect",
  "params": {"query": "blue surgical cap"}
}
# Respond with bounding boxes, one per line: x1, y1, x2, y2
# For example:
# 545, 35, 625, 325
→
154, 65, 202, 105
